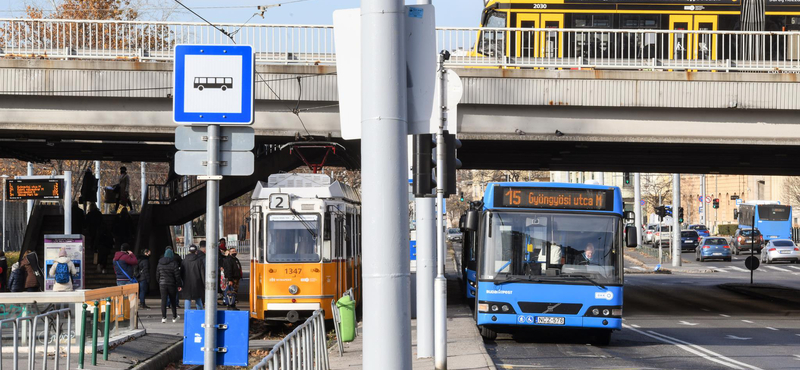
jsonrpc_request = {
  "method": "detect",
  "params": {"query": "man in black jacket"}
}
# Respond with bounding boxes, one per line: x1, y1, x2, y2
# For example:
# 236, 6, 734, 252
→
156, 248, 182, 323
136, 249, 151, 309
181, 245, 205, 310
222, 248, 243, 310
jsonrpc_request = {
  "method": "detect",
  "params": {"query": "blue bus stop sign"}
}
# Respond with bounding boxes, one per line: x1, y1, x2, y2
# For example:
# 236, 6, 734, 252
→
173, 44, 255, 125
183, 310, 250, 366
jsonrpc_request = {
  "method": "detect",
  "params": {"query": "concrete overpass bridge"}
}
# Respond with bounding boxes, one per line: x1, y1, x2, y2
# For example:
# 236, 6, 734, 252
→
3, 18, 800, 177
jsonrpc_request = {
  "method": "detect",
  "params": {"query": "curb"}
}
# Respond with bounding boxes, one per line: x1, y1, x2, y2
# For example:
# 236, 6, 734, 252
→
131, 339, 183, 370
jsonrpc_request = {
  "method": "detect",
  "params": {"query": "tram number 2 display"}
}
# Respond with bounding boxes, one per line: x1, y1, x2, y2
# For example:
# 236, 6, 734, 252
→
269, 193, 290, 209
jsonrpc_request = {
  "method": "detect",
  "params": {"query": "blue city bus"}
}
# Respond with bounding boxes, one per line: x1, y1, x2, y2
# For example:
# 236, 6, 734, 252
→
465, 182, 636, 345
737, 201, 792, 241
459, 203, 481, 299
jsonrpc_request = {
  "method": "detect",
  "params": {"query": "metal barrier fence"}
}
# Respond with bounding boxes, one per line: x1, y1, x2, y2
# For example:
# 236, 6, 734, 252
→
4, 19, 800, 71
0, 307, 72, 370
252, 309, 329, 370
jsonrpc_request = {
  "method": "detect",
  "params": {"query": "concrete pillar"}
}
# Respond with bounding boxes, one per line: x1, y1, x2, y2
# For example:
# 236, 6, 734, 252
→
634, 173, 642, 246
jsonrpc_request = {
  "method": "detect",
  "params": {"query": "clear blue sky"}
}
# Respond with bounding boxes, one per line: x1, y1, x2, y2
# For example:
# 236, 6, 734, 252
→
3, 1, 485, 27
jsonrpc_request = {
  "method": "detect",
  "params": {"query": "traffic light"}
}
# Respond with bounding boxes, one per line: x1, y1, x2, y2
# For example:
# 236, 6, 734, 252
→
459, 192, 464, 202
712, 198, 720, 209
442, 130, 462, 196
678, 207, 684, 223
655, 206, 665, 218
623, 173, 631, 185
412, 134, 435, 197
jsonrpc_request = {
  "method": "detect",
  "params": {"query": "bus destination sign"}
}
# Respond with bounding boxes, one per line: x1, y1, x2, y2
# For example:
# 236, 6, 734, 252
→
7, 179, 63, 200
495, 186, 612, 211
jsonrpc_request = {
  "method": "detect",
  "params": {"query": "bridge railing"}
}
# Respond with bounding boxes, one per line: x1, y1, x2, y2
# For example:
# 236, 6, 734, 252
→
4, 19, 800, 71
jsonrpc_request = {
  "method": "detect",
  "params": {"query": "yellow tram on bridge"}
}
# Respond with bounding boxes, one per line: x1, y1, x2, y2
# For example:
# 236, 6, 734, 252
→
249, 173, 361, 322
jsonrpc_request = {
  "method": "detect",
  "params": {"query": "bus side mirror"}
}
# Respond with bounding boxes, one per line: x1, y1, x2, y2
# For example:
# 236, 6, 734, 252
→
625, 225, 638, 248
733, 209, 739, 220
465, 210, 479, 231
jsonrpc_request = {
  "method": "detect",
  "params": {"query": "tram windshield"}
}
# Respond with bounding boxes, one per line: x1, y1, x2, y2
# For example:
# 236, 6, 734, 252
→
267, 214, 320, 263
479, 212, 622, 285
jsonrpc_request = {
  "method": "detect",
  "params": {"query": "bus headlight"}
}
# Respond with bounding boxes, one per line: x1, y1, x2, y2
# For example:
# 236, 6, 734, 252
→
602, 309, 610, 316
478, 301, 515, 314
478, 303, 489, 312
491, 305, 499, 312
585, 306, 622, 318
289, 285, 299, 295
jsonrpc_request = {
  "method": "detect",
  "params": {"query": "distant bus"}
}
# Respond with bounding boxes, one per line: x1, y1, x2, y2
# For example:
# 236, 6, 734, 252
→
194, 77, 233, 91
466, 182, 636, 345
737, 201, 792, 241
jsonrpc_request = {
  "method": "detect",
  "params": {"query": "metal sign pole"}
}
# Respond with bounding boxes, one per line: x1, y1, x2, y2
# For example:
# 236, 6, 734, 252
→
634, 173, 642, 246
750, 212, 755, 285
64, 171, 72, 234
434, 52, 448, 370
672, 174, 681, 267
204, 124, 221, 370
26, 163, 33, 221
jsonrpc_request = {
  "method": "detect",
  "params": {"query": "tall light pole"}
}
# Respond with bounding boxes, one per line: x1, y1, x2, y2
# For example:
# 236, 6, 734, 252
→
2, 175, 7, 252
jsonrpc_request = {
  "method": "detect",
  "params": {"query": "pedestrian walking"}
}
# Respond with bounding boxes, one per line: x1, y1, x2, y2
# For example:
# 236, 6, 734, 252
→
80, 168, 98, 211
137, 249, 152, 309
222, 248, 243, 310
0, 251, 7, 292
8, 262, 24, 292
49, 248, 78, 292
181, 245, 205, 310
19, 251, 41, 292
157, 248, 182, 323
96, 226, 113, 274
112, 243, 138, 286
84, 203, 103, 253
113, 166, 132, 213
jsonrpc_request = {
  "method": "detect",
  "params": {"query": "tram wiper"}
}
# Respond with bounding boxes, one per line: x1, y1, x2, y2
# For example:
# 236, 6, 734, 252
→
289, 208, 317, 239
559, 274, 607, 290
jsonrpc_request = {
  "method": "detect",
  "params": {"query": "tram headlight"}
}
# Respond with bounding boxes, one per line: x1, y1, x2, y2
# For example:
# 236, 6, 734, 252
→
289, 285, 299, 295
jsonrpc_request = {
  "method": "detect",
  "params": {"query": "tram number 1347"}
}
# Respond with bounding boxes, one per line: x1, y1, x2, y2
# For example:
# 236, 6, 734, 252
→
284, 268, 302, 275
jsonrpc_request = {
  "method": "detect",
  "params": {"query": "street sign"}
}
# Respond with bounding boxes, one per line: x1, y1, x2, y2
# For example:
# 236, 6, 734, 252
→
175, 126, 255, 151
744, 256, 760, 271
173, 45, 255, 125
175, 151, 255, 176
731, 195, 740, 200
736, 199, 743, 206
7, 179, 63, 200
334, 5, 437, 140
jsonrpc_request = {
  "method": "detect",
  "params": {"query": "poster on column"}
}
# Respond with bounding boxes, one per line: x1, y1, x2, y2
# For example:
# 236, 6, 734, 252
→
44, 234, 85, 291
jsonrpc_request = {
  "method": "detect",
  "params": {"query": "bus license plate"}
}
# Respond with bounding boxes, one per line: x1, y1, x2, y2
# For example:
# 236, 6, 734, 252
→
536, 316, 565, 325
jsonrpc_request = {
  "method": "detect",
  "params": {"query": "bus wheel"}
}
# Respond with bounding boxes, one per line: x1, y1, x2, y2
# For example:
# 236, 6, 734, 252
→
221, 85, 227, 91
479, 326, 497, 342
198, 85, 204, 91
592, 330, 612, 346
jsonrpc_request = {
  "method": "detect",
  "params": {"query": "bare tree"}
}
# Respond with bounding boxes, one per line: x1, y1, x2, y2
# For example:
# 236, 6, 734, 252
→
641, 174, 673, 216
783, 177, 800, 206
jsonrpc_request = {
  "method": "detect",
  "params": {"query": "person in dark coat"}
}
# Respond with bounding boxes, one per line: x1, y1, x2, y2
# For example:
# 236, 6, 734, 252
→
165, 248, 182, 309
136, 249, 152, 309
80, 168, 98, 211
181, 245, 205, 310
71, 201, 85, 237
19, 251, 40, 292
96, 226, 113, 274
156, 249, 182, 323
0, 251, 7, 292
112, 243, 138, 286
112, 208, 133, 250
8, 262, 24, 292
222, 248, 243, 310
84, 203, 103, 253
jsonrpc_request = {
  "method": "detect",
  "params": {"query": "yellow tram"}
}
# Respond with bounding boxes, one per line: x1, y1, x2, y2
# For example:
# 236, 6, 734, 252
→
249, 173, 361, 322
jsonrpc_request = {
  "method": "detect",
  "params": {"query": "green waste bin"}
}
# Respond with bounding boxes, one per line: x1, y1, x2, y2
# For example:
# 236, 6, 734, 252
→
336, 295, 356, 342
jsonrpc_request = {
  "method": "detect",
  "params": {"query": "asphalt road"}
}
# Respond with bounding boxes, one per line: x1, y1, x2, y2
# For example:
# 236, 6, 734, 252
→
452, 242, 800, 370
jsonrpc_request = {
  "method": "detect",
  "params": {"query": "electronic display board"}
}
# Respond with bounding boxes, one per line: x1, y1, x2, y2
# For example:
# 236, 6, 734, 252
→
494, 186, 613, 211
7, 179, 63, 200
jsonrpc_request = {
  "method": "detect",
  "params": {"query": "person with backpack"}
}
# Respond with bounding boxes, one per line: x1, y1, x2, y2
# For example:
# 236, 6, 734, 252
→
19, 251, 40, 292
156, 248, 182, 323
49, 248, 78, 292
112, 243, 138, 286
8, 262, 24, 292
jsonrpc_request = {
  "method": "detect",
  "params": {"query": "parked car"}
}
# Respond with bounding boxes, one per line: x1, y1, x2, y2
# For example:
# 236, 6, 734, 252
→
644, 225, 658, 244
760, 239, 800, 264
687, 224, 710, 238
680, 230, 701, 252
732, 228, 764, 255
446, 228, 463, 242
654, 225, 673, 248
696, 237, 732, 262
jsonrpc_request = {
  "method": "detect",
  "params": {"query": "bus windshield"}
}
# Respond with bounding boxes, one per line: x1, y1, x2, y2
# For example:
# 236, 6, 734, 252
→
267, 214, 320, 263
480, 212, 622, 285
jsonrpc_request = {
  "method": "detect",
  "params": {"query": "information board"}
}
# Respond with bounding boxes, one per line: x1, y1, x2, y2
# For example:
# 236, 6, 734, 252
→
494, 186, 613, 211
44, 234, 84, 291
7, 179, 63, 200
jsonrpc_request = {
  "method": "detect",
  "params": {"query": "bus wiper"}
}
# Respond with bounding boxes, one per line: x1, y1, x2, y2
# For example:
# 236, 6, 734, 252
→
559, 274, 607, 290
289, 209, 318, 239
494, 275, 538, 285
